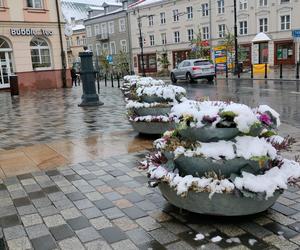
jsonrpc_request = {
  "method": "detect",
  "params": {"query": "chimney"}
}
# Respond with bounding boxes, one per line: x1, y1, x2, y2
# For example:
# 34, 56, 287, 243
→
71, 17, 75, 26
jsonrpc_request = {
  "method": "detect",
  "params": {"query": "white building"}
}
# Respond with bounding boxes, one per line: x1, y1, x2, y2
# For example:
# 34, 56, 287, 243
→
128, 0, 300, 74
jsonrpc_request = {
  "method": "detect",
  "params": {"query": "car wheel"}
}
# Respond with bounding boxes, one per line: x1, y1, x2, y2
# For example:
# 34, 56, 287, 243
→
186, 72, 194, 83
170, 73, 177, 83
206, 76, 214, 82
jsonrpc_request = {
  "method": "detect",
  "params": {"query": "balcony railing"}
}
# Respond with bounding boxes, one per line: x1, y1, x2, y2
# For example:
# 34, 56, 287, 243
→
96, 33, 109, 41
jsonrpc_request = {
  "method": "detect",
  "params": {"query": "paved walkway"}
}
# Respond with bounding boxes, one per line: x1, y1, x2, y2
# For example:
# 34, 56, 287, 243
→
0, 86, 300, 249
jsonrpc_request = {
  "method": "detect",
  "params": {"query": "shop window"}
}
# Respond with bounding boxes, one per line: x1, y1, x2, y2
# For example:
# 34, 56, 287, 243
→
30, 37, 51, 69
27, 0, 43, 9
138, 54, 157, 73
277, 43, 293, 61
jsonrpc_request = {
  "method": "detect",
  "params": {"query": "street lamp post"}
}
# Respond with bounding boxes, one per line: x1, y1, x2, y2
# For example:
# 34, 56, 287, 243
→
137, 16, 146, 77
233, 0, 239, 75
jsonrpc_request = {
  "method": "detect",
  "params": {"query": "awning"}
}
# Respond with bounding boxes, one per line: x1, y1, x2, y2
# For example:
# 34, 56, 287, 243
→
252, 32, 271, 43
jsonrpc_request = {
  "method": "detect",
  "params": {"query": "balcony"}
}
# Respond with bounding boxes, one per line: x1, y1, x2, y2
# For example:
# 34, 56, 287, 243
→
96, 33, 109, 41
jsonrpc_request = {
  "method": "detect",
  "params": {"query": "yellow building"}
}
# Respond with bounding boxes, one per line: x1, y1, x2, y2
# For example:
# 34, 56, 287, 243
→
0, 0, 71, 91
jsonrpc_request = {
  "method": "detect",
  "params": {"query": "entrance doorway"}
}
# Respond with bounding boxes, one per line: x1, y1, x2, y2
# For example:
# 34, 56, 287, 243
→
0, 38, 13, 89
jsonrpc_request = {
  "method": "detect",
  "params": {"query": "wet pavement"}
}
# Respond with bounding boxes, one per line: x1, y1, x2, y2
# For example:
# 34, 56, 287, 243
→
0, 82, 299, 249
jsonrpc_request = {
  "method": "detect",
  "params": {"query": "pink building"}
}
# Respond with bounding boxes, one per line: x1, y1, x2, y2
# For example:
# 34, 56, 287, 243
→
0, 0, 72, 92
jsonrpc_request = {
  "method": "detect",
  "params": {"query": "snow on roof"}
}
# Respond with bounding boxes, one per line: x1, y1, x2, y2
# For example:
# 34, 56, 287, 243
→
129, 0, 163, 8
87, 6, 104, 11
61, 0, 118, 21
72, 24, 85, 31
252, 32, 271, 42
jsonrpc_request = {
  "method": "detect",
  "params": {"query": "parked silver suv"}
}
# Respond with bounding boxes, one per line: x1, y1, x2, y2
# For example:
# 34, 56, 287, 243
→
170, 59, 215, 83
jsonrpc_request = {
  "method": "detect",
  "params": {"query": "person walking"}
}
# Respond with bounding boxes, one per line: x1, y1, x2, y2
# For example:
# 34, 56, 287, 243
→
71, 67, 77, 87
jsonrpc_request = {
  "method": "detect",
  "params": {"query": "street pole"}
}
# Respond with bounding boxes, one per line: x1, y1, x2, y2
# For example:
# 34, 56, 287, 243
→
138, 17, 146, 77
233, 0, 239, 75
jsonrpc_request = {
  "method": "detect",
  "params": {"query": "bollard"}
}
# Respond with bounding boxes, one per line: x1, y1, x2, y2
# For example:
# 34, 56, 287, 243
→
251, 64, 253, 79
225, 64, 228, 78
215, 65, 217, 79
78, 51, 103, 107
96, 72, 100, 94
264, 63, 268, 79
280, 64, 283, 79
117, 73, 120, 88
237, 66, 240, 78
111, 74, 114, 87
296, 62, 299, 79
104, 74, 107, 87
10, 75, 19, 96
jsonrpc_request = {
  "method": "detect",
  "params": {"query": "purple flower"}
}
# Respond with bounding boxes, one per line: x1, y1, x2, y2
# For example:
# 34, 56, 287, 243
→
259, 113, 272, 126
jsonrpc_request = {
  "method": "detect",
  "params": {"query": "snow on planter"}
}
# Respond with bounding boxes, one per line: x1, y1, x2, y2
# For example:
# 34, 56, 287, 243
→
140, 100, 299, 216
125, 77, 186, 135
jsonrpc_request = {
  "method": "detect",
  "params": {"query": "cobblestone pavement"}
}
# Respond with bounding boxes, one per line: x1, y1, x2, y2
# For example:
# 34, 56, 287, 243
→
0, 151, 299, 250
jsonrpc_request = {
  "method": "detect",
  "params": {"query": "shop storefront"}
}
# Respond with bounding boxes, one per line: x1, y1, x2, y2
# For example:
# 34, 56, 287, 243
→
0, 1, 71, 92
172, 50, 191, 68
274, 40, 295, 65
137, 53, 157, 73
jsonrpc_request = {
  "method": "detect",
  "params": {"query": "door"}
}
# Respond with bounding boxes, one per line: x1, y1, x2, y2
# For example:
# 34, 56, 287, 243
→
0, 51, 12, 89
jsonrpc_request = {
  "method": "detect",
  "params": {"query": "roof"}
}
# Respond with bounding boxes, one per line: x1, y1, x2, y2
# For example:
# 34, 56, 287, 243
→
61, 0, 118, 21
72, 24, 85, 31
128, 0, 162, 8
252, 32, 271, 42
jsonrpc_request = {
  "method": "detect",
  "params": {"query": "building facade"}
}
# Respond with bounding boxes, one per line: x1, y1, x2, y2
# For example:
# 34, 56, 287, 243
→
84, 1, 132, 74
128, 0, 300, 74
0, 0, 71, 91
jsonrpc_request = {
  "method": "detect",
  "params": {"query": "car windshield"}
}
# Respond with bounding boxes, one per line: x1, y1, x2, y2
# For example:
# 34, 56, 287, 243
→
194, 60, 211, 66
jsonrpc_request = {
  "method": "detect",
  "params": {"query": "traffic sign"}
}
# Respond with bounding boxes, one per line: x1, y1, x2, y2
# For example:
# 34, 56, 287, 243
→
106, 55, 113, 64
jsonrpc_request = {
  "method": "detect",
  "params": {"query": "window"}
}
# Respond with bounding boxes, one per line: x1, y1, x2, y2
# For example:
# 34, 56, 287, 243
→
101, 23, 107, 35
82, 36, 86, 45
30, 37, 51, 69
218, 24, 225, 38
0, 0, 4, 7
173, 9, 179, 22
187, 6, 193, 19
202, 26, 209, 40
27, 0, 43, 8
108, 21, 114, 34
281, 15, 290, 30
187, 29, 194, 41
149, 35, 155, 46
161, 33, 167, 45
96, 43, 101, 56
148, 15, 154, 26
202, 3, 209, 16
239, 21, 248, 35
120, 40, 127, 52
86, 26, 92, 37
217, 0, 224, 14
103, 43, 108, 52
110, 41, 116, 54
281, 0, 290, 3
239, 0, 247, 10
174, 31, 180, 43
259, 0, 267, 6
76, 36, 80, 46
160, 12, 166, 24
119, 18, 126, 32
259, 18, 268, 32
94, 24, 100, 35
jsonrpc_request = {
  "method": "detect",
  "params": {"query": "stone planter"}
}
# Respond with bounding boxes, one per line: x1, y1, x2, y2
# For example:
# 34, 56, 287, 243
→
159, 182, 281, 216
178, 127, 240, 142
132, 106, 172, 117
140, 95, 170, 103
174, 156, 267, 177
130, 121, 175, 135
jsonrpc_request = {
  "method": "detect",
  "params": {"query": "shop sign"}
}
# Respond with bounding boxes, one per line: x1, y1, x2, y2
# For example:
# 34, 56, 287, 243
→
10, 28, 53, 36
